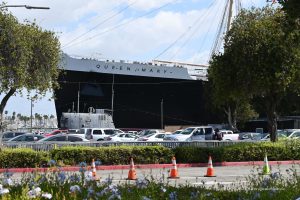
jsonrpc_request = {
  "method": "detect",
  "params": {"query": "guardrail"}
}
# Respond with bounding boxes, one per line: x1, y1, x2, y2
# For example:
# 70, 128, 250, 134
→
2, 140, 259, 151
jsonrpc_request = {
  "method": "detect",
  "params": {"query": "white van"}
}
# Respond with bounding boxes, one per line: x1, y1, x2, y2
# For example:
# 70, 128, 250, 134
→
85, 128, 124, 141
164, 126, 214, 141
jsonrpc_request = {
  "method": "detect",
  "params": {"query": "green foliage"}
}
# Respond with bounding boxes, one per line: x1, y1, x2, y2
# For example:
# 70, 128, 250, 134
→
174, 140, 300, 163
1, 142, 300, 168
209, 6, 300, 141
0, 9, 61, 120
279, 0, 300, 19
0, 148, 48, 168
50, 146, 173, 165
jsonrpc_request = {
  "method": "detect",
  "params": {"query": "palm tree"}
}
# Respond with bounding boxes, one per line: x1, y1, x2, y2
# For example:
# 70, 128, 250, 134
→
43, 115, 48, 126
12, 111, 16, 121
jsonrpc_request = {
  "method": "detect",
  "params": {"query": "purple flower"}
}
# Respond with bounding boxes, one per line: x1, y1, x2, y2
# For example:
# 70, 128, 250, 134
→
169, 191, 177, 200
70, 185, 81, 193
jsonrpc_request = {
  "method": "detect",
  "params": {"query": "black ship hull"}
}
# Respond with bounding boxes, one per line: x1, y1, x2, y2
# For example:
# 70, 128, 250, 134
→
54, 70, 217, 128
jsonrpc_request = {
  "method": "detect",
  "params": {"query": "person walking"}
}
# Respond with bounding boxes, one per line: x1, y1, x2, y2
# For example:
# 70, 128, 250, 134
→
214, 128, 223, 141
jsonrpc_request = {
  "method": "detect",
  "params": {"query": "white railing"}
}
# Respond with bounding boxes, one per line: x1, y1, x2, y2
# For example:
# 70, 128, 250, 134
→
2, 140, 259, 151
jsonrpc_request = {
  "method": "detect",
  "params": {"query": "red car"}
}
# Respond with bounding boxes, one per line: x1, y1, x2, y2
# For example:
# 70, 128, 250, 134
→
44, 129, 68, 137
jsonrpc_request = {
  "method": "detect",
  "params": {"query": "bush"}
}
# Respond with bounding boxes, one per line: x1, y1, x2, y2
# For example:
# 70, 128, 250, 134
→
0, 148, 48, 168
174, 140, 300, 163
1, 141, 300, 168
50, 146, 173, 165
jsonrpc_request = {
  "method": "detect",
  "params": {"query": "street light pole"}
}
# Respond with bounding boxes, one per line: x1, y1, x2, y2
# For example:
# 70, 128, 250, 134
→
0, 5, 50, 9
30, 98, 33, 133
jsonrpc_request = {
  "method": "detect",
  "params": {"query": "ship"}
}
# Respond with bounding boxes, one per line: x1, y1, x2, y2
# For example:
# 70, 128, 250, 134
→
54, 54, 219, 129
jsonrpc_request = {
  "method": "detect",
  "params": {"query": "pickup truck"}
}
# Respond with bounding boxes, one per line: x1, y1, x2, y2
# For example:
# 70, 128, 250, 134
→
220, 130, 239, 141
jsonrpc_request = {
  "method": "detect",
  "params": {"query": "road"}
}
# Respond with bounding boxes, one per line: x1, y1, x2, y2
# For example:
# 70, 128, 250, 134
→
5, 164, 300, 189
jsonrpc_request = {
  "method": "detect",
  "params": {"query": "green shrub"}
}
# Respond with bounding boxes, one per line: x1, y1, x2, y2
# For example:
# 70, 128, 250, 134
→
0, 148, 48, 168
1, 141, 300, 168
174, 141, 300, 163
50, 146, 173, 165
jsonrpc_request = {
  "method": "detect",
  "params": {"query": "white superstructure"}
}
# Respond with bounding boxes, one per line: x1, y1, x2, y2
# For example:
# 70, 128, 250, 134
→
60, 54, 208, 81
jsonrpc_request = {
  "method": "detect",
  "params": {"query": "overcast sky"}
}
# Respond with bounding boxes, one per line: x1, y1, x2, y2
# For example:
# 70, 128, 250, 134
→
2, 0, 268, 116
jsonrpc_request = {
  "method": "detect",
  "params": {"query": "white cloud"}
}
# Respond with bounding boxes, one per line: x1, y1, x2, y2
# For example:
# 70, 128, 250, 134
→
131, 0, 176, 11
2, 0, 267, 115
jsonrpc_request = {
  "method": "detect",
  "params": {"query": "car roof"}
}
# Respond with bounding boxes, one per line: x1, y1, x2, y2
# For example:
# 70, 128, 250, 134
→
39, 134, 88, 141
184, 126, 213, 129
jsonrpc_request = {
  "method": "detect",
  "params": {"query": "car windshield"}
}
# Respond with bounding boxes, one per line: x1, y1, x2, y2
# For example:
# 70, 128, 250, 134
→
79, 129, 86, 134
145, 133, 155, 138
103, 130, 115, 135
172, 130, 182, 134
276, 130, 290, 137
143, 130, 156, 136
285, 130, 297, 137
180, 128, 194, 135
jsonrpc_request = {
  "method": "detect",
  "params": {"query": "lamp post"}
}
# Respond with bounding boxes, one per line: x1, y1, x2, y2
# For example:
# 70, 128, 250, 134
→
0, 5, 50, 9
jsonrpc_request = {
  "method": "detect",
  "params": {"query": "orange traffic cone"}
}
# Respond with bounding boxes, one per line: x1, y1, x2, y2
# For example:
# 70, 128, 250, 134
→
204, 156, 216, 177
128, 157, 137, 180
91, 159, 99, 180
168, 156, 179, 179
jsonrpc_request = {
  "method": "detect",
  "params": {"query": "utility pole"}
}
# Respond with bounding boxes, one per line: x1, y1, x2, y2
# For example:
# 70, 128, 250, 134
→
161, 98, 164, 130
30, 98, 33, 133
111, 74, 115, 120
77, 83, 80, 113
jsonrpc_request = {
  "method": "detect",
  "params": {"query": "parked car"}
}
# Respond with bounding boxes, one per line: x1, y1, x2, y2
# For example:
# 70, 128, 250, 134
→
239, 132, 262, 140
38, 134, 89, 142
85, 128, 124, 141
164, 126, 214, 141
219, 130, 239, 140
261, 129, 300, 141
138, 129, 164, 137
6, 133, 45, 142
1, 131, 27, 142
104, 133, 138, 142
172, 129, 183, 135
44, 129, 68, 137
137, 133, 168, 141
126, 131, 139, 135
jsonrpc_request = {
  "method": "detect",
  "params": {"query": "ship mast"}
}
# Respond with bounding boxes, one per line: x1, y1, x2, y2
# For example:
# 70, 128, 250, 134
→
209, 0, 241, 59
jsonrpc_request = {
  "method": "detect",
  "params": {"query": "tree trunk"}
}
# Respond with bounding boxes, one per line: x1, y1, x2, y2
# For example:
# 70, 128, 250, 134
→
0, 88, 17, 145
266, 101, 278, 142
224, 106, 237, 130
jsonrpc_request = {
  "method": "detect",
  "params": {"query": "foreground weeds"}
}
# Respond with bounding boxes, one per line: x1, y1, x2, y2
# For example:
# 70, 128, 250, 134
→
0, 162, 300, 199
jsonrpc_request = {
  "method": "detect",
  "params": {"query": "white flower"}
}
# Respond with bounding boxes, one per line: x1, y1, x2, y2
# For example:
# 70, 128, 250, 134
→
3, 178, 14, 186
0, 188, 9, 195
84, 171, 94, 182
34, 187, 42, 194
28, 187, 42, 198
42, 193, 53, 199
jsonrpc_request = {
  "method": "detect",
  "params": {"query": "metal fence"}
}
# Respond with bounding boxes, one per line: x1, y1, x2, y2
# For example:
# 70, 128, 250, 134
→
2, 140, 258, 151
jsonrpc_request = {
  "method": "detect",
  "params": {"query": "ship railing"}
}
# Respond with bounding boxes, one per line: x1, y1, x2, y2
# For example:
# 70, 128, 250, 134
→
2, 140, 260, 151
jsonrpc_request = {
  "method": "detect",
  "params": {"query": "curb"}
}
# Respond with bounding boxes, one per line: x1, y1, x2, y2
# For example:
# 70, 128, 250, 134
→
1, 160, 300, 173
